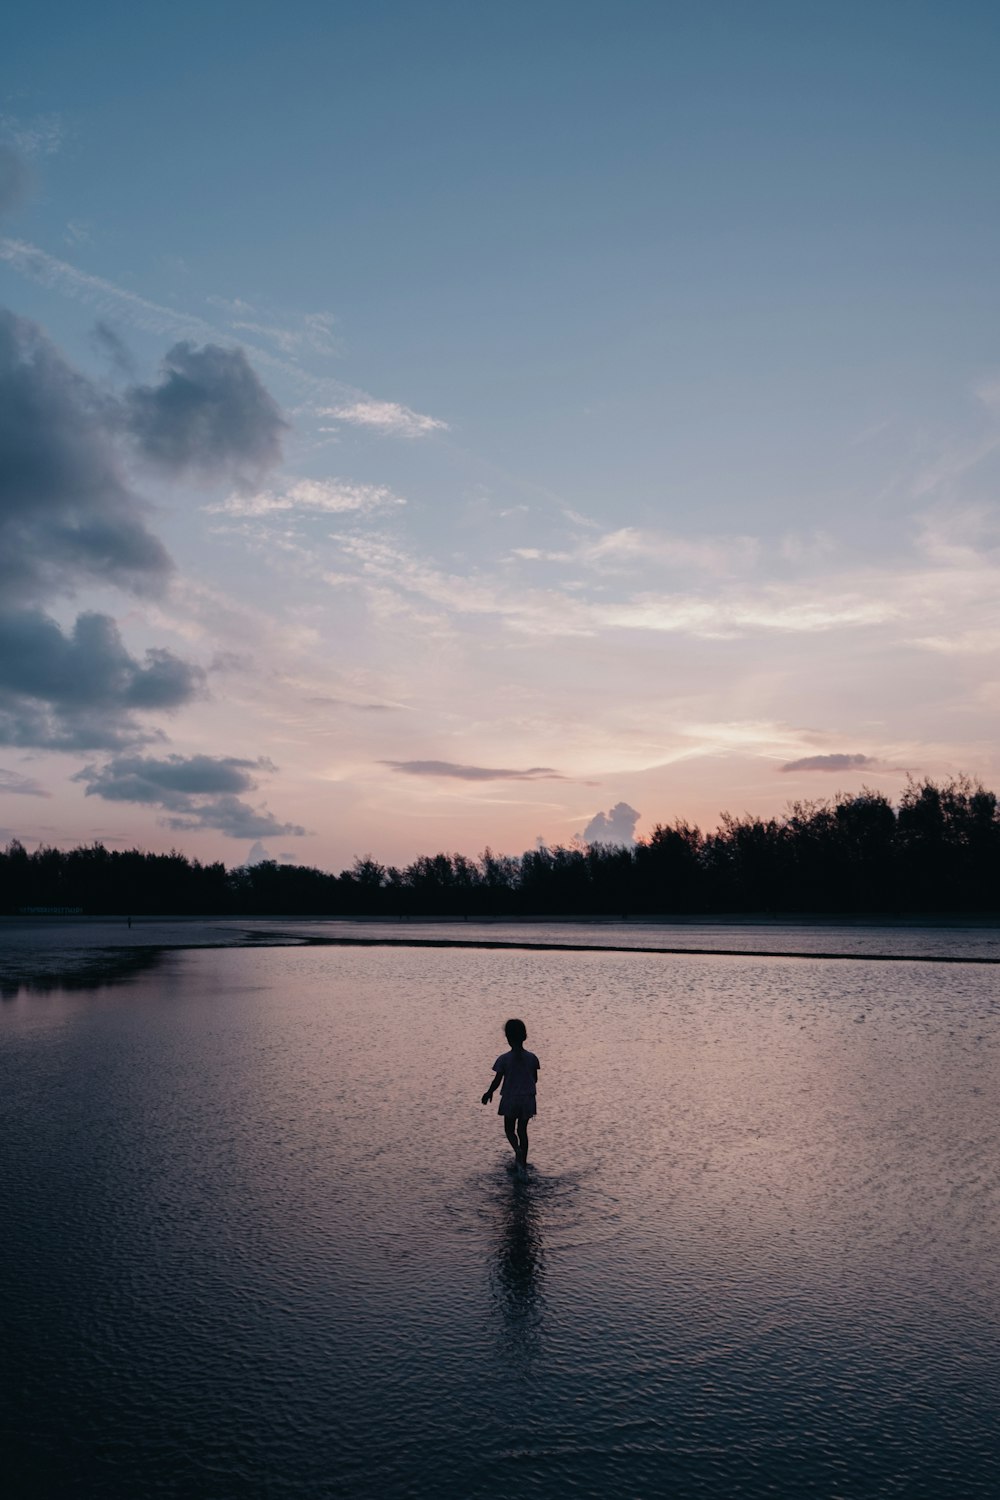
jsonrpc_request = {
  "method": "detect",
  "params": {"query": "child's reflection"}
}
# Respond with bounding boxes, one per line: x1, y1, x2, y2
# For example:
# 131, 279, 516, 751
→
490, 1178, 544, 1361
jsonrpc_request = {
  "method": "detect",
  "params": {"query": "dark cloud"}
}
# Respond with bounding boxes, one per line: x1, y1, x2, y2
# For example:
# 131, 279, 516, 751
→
75, 752, 268, 806
0, 767, 51, 797
0, 312, 261, 750
124, 341, 287, 485
164, 797, 306, 840
0, 146, 29, 218
383, 759, 565, 781
781, 753, 877, 773
76, 753, 306, 839
0, 610, 203, 750
583, 801, 641, 846
0, 308, 172, 605
0, 310, 287, 758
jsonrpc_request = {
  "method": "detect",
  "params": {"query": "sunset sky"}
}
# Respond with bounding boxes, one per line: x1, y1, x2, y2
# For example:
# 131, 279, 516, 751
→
4, 1, 1000, 870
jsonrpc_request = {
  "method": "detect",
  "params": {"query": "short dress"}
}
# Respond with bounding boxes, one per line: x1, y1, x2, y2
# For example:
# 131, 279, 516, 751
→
493, 1047, 540, 1118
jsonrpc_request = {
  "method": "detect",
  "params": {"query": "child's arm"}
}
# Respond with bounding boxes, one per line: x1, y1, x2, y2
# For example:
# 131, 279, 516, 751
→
481, 1069, 503, 1106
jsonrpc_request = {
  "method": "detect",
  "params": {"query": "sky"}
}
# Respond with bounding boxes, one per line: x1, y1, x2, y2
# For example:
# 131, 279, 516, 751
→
3, 0, 1000, 871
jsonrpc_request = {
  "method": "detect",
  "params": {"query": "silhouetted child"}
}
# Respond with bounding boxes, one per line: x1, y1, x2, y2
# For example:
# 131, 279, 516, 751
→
482, 1018, 539, 1175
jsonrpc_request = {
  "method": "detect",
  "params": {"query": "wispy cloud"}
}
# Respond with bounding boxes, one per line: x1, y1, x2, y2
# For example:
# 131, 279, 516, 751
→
0, 238, 446, 433
0, 113, 65, 157
510, 547, 573, 562
0, 767, 51, 797
320, 400, 448, 438
582, 526, 760, 577
306, 695, 398, 712
208, 296, 340, 357
232, 318, 328, 355
383, 760, 565, 781
597, 589, 893, 637
913, 505, 1000, 568
781, 753, 878, 773
64, 220, 93, 247
0, 237, 225, 341
212, 478, 404, 518
338, 534, 898, 640
230, 310, 339, 357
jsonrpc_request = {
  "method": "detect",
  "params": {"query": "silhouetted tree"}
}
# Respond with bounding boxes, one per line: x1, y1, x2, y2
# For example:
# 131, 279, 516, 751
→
3, 777, 999, 918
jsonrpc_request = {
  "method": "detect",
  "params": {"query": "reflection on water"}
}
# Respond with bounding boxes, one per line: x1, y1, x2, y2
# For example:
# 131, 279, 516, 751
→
2, 940, 1000, 1498
0, 943, 163, 998
488, 1168, 546, 1363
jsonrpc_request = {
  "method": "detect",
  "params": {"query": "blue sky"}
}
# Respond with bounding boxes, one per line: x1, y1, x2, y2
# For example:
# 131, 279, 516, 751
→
3, 2, 1000, 868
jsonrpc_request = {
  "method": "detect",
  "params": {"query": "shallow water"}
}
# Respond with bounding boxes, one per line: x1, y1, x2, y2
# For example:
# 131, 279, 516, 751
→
3, 941, 1000, 1497
272, 914, 1000, 961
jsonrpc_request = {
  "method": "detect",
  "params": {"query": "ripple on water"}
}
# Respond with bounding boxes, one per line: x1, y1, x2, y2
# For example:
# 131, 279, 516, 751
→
446, 1161, 625, 1255
2, 940, 1000, 1499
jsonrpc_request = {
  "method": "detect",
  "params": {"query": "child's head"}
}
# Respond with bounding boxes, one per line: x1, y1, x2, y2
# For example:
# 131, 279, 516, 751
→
504, 1017, 527, 1047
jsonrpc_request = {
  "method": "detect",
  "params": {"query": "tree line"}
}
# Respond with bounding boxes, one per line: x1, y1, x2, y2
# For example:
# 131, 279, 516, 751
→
3, 778, 999, 917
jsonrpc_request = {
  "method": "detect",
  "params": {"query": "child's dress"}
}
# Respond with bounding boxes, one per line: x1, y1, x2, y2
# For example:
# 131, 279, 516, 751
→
493, 1047, 540, 1117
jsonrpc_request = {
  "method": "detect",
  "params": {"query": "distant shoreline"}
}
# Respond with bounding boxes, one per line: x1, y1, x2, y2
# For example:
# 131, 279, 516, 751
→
255, 931, 1000, 965
4, 912, 1000, 997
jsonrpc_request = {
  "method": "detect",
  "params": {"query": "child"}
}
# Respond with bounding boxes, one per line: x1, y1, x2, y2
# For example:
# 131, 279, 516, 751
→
481, 1018, 540, 1173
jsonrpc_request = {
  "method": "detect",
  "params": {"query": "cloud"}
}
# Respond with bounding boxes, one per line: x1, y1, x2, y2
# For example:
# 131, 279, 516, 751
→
781, 753, 878, 773
0, 307, 171, 605
0, 307, 212, 750
169, 797, 307, 839
512, 530, 762, 576
76, 752, 270, 803
0, 237, 248, 344
382, 759, 565, 781
597, 591, 893, 638
90, 320, 136, 378
300, 312, 338, 353
124, 341, 287, 485
320, 400, 447, 438
64, 220, 93, 247
583, 527, 760, 577
212, 477, 403, 517
246, 840, 272, 864
230, 310, 339, 357
583, 801, 641, 846
0, 611, 203, 750
306, 695, 396, 712
206, 297, 340, 357
0, 237, 448, 436
0, 114, 64, 158
75, 753, 306, 838
337, 534, 896, 642
0, 767, 51, 797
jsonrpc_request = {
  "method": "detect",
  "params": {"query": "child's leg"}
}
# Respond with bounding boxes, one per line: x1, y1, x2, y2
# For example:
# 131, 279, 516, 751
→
515, 1116, 529, 1165
503, 1115, 519, 1155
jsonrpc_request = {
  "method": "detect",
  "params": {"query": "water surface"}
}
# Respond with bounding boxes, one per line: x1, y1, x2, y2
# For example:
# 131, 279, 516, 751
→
3, 939, 999, 1497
